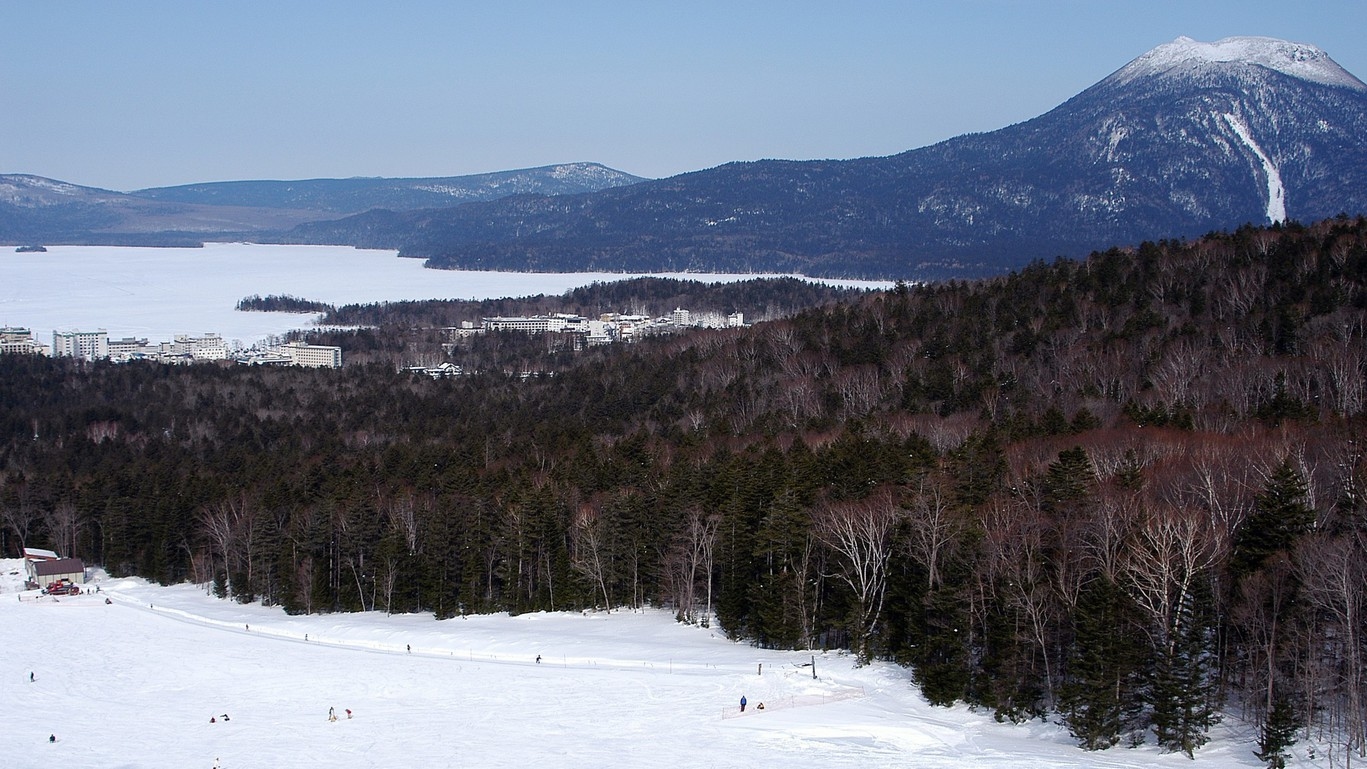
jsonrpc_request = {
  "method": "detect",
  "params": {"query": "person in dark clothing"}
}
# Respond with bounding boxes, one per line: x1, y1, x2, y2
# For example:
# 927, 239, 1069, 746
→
740, 695, 747, 712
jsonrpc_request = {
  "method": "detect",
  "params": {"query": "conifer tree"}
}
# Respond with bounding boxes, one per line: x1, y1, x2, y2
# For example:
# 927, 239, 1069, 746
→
1059, 577, 1148, 749
1255, 687, 1300, 769
1232, 459, 1314, 578
1151, 579, 1221, 757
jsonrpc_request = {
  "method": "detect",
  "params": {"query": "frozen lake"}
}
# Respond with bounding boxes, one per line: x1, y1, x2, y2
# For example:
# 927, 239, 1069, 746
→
1, 243, 888, 348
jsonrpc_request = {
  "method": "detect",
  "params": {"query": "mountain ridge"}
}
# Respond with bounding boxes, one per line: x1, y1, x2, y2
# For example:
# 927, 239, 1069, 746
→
129, 162, 647, 214
5, 37, 1366, 279
0, 163, 646, 246
279, 36, 1367, 279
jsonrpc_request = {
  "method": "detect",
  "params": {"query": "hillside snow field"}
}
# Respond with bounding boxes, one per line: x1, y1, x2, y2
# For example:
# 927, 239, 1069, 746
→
1, 559, 1267, 768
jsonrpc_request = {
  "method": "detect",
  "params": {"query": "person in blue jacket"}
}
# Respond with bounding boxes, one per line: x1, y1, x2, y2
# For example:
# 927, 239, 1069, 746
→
740, 695, 747, 712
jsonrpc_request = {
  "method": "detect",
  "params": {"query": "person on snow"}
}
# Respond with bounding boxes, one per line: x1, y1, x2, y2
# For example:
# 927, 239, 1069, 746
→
328, 707, 337, 722
740, 695, 747, 712
210, 717, 216, 724
49, 734, 56, 743
345, 709, 352, 719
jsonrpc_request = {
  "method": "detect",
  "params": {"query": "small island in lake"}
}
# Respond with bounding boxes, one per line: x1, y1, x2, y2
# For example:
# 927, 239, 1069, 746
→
15, 244, 48, 253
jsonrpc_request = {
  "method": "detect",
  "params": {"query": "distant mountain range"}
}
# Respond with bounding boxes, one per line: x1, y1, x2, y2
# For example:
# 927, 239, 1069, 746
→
0, 164, 644, 246
6, 37, 1367, 279
130, 163, 645, 213
288, 36, 1366, 279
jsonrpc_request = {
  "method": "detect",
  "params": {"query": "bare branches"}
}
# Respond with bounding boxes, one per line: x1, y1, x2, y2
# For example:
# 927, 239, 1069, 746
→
811, 490, 900, 662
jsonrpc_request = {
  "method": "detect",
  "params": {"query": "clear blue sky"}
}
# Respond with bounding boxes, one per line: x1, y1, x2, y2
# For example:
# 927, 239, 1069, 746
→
2, 1, 1363, 191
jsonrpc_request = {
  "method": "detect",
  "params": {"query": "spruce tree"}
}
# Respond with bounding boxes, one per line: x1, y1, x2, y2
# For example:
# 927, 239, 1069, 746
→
1255, 688, 1300, 769
1059, 577, 1148, 749
1232, 459, 1314, 578
1150, 579, 1221, 758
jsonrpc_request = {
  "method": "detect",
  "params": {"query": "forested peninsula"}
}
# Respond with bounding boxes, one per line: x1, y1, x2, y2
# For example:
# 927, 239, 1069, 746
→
3, 217, 1365, 759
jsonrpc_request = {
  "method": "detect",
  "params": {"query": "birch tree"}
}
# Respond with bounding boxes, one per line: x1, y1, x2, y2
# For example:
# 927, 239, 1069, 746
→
811, 490, 900, 664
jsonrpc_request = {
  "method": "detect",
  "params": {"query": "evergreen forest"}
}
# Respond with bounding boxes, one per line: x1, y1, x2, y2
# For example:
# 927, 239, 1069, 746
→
3, 217, 1366, 763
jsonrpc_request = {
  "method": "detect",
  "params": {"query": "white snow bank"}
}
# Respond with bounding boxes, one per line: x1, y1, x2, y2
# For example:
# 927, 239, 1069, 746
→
0, 560, 1270, 769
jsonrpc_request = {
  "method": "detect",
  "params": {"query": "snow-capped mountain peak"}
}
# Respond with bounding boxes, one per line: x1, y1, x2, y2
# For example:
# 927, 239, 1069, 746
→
1105, 36, 1367, 91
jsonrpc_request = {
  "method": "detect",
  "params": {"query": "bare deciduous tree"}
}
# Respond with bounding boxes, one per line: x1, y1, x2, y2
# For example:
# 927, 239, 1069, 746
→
904, 474, 963, 591
812, 490, 900, 663
1295, 532, 1367, 759
46, 502, 82, 560
1121, 502, 1224, 654
571, 501, 612, 612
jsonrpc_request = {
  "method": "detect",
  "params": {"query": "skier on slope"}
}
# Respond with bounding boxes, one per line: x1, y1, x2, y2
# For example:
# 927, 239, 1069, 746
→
740, 695, 747, 712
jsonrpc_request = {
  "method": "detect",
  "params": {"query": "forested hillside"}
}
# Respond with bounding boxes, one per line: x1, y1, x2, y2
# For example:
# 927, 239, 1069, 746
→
2, 217, 1365, 761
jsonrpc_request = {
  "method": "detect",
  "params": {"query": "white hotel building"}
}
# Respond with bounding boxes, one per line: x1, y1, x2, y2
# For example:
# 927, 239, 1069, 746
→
278, 341, 343, 369
52, 329, 109, 360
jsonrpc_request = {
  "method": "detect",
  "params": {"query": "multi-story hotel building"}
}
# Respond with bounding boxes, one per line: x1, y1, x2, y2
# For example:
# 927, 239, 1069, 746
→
52, 329, 109, 360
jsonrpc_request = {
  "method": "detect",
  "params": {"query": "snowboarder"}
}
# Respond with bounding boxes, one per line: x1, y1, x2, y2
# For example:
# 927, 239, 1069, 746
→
345, 708, 352, 719
740, 695, 747, 712
406, 644, 411, 653
30, 671, 34, 682
536, 655, 542, 664
328, 707, 337, 722
210, 717, 216, 724
49, 734, 56, 743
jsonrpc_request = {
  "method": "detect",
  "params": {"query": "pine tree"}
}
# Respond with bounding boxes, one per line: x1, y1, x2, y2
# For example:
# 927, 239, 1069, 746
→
1150, 579, 1221, 758
1059, 577, 1148, 749
1232, 459, 1314, 578
910, 585, 972, 706
1255, 688, 1300, 769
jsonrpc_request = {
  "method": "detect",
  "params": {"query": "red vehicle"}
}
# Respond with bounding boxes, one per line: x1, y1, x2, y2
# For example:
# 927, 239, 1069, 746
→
43, 579, 81, 596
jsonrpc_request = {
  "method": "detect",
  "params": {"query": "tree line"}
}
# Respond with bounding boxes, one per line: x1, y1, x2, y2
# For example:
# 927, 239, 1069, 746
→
2, 216, 1365, 764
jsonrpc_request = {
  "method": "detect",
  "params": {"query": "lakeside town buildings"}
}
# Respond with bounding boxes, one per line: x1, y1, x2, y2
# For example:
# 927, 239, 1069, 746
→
2, 326, 342, 369
3, 307, 742, 373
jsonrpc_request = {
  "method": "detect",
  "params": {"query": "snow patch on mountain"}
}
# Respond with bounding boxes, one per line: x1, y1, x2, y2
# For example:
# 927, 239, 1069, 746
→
0, 174, 90, 205
1222, 112, 1286, 223
1107, 36, 1367, 92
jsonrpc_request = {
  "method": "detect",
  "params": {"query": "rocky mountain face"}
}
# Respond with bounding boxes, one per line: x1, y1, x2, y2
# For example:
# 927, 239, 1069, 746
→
288, 36, 1367, 279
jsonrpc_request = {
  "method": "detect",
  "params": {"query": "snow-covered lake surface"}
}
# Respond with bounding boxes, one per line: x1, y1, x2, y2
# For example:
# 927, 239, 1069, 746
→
0, 560, 1265, 769
1, 243, 891, 348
